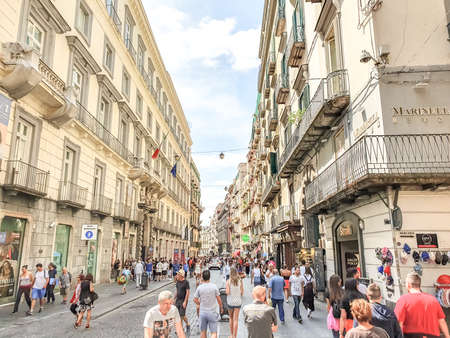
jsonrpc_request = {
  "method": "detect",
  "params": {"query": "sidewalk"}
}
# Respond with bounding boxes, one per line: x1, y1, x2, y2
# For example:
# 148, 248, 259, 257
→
0, 278, 173, 331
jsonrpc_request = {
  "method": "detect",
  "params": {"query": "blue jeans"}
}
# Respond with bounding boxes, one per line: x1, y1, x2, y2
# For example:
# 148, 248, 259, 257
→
272, 298, 285, 322
292, 295, 302, 319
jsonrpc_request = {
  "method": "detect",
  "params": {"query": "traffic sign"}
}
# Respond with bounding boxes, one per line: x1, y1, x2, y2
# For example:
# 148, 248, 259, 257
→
81, 224, 98, 240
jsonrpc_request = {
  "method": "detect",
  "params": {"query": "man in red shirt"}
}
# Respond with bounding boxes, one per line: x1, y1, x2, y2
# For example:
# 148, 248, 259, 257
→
394, 272, 449, 338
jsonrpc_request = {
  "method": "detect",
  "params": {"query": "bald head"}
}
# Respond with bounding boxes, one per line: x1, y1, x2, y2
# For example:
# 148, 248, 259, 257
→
273, 269, 279, 275
252, 285, 267, 301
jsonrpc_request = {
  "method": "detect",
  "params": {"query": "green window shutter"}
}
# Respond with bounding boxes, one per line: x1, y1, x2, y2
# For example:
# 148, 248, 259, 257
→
299, 84, 310, 110
270, 152, 278, 175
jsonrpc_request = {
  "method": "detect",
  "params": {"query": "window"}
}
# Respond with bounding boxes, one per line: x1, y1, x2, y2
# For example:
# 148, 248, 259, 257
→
103, 39, 114, 75
77, 1, 92, 43
93, 163, 105, 203
119, 118, 128, 146
13, 118, 34, 162
134, 134, 141, 157
115, 177, 123, 203
63, 146, 76, 183
155, 122, 161, 143
72, 66, 83, 102
26, 19, 44, 53
147, 110, 152, 134
137, 41, 145, 72
136, 92, 143, 117
98, 97, 110, 126
122, 68, 130, 98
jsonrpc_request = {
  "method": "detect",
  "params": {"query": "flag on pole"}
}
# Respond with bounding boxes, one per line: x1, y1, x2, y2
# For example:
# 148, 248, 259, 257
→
170, 163, 177, 177
152, 132, 169, 159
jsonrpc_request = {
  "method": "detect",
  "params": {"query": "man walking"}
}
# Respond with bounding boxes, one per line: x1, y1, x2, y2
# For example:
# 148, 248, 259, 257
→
27, 263, 48, 315
395, 272, 449, 338
156, 260, 163, 282
135, 260, 144, 288
193, 270, 223, 338
243, 285, 278, 338
175, 270, 191, 334
367, 283, 402, 338
162, 260, 169, 281
289, 267, 303, 323
268, 269, 285, 324
145, 259, 153, 283
143, 290, 186, 338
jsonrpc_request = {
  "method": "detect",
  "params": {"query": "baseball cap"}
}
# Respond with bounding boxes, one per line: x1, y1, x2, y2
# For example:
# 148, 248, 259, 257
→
377, 265, 384, 274
403, 243, 411, 254
442, 253, 449, 265
435, 252, 442, 264
421, 251, 430, 263
177, 270, 185, 277
386, 275, 394, 286
400, 251, 408, 264
413, 263, 423, 276
384, 265, 391, 276
412, 251, 420, 263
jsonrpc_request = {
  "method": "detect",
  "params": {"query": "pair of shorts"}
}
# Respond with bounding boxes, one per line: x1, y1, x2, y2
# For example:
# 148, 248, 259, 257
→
32, 288, 45, 299
284, 280, 290, 289
228, 305, 241, 309
162, 271, 167, 275
155, 271, 161, 276
199, 311, 219, 333
176, 300, 187, 317
60, 287, 67, 296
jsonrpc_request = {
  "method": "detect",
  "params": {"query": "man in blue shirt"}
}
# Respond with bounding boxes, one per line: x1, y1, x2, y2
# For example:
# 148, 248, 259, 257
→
146, 259, 153, 283
268, 269, 285, 324
173, 261, 180, 280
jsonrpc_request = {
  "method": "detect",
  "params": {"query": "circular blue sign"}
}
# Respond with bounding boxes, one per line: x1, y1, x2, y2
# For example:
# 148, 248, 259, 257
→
85, 230, 94, 239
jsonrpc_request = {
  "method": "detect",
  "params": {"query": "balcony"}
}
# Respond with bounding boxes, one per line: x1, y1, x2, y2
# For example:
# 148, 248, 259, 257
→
293, 63, 308, 92
76, 103, 134, 165
264, 134, 272, 148
260, 148, 267, 160
275, 72, 289, 104
58, 181, 88, 208
124, 37, 136, 63
275, 0, 286, 36
264, 74, 270, 99
279, 69, 350, 178
268, 51, 276, 75
3, 160, 49, 197
262, 175, 281, 206
287, 24, 305, 67
106, 2, 122, 32
269, 109, 278, 131
305, 134, 450, 213
91, 195, 112, 216
114, 202, 131, 220
130, 207, 141, 223
272, 134, 280, 149
258, 101, 266, 118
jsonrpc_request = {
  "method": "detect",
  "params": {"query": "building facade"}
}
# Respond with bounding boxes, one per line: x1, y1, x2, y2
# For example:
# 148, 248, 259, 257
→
0, 0, 195, 304
189, 161, 202, 258
255, 0, 450, 304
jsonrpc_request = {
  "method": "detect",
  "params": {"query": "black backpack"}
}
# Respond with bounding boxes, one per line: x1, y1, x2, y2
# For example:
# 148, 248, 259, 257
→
332, 300, 341, 318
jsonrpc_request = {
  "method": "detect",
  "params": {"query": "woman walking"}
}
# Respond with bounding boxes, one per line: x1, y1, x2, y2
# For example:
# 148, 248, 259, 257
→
70, 274, 84, 319
59, 267, 71, 304
75, 273, 95, 329
194, 260, 201, 287
302, 266, 316, 318
120, 265, 132, 294
326, 274, 344, 338
339, 279, 367, 337
226, 267, 243, 338
46, 263, 57, 304
281, 265, 291, 303
12, 265, 33, 313
251, 263, 262, 286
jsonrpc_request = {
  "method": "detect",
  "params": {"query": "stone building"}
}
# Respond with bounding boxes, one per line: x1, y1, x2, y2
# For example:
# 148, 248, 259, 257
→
189, 161, 202, 258
0, 0, 195, 304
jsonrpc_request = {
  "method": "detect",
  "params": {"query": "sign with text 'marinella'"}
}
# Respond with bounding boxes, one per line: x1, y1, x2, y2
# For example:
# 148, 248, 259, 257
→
81, 224, 98, 240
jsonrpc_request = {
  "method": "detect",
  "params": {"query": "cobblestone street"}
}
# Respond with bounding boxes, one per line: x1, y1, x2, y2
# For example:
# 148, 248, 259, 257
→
0, 270, 329, 337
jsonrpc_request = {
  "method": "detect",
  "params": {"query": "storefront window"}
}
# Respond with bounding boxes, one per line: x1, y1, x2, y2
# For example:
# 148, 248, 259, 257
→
53, 224, 71, 273
0, 217, 26, 303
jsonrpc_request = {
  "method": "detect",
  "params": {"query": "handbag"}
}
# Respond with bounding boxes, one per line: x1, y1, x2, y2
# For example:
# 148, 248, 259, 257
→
70, 303, 78, 315
92, 291, 99, 301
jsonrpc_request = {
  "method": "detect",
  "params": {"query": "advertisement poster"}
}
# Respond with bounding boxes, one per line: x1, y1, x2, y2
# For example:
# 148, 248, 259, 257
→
173, 249, 179, 264
344, 251, 359, 271
180, 249, 185, 264
416, 233, 438, 248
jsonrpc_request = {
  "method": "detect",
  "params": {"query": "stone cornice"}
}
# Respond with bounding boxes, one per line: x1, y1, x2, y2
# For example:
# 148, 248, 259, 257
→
96, 74, 122, 102
66, 36, 101, 74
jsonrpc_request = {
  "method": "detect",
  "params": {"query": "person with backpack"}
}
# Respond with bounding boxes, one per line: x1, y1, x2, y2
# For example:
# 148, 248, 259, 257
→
120, 265, 132, 294
74, 273, 95, 329
27, 263, 48, 316
46, 263, 57, 304
339, 279, 367, 337
59, 267, 72, 304
325, 274, 344, 337
302, 266, 316, 319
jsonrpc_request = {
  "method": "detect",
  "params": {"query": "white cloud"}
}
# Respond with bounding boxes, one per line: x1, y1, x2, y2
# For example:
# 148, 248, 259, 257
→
143, 4, 260, 72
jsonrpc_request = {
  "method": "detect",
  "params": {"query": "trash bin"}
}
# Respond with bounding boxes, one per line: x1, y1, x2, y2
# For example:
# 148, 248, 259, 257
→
141, 271, 148, 290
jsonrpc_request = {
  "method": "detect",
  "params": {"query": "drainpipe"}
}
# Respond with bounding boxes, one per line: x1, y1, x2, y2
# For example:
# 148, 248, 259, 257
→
386, 186, 403, 295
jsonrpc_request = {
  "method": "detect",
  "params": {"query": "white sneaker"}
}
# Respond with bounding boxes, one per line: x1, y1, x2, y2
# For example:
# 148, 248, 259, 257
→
307, 309, 311, 318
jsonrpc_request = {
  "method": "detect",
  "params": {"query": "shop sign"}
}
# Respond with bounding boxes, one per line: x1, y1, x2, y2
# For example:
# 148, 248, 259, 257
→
344, 252, 359, 271
392, 106, 450, 124
416, 233, 438, 248
81, 224, 98, 240
399, 231, 415, 238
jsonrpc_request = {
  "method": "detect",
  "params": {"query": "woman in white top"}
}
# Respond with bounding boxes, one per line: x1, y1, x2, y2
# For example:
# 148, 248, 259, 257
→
251, 263, 262, 286
226, 267, 243, 338
194, 259, 201, 287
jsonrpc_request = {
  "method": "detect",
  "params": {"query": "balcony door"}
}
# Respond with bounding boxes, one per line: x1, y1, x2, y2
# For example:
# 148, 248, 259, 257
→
62, 147, 76, 200
115, 178, 123, 214
325, 27, 343, 96
93, 165, 104, 209
98, 98, 110, 144
11, 119, 34, 188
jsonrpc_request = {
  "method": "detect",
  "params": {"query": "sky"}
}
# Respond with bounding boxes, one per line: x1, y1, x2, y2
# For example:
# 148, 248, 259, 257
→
143, 1, 264, 226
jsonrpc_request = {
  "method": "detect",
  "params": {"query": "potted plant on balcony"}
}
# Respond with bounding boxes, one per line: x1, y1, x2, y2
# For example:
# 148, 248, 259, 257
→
288, 108, 305, 125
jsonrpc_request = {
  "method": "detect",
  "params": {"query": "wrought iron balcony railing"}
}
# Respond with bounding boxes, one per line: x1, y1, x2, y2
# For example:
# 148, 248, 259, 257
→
106, 2, 122, 32
92, 195, 112, 215
275, 72, 289, 104
76, 103, 135, 165
114, 202, 131, 220
124, 37, 137, 63
287, 24, 305, 67
305, 134, 450, 211
58, 181, 88, 207
279, 69, 349, 178
275, 0, 286, 36
4, 160, 49, 197
262, 175, 281, 206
